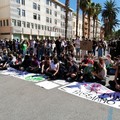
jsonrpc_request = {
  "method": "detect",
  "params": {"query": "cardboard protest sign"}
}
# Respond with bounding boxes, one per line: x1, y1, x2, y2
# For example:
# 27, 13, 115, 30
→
80, 41, 93, 51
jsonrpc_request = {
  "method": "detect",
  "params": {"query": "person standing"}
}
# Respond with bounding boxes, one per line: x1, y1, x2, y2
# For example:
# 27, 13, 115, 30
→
21, 40, 30, 57
55, 36, 61, 58
92, 38, 97, 56
97, 39, 104, 57
75, 36, 80, 60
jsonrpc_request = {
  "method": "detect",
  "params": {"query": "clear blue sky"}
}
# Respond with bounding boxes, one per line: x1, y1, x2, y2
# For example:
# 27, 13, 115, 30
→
59, 0, 120, 30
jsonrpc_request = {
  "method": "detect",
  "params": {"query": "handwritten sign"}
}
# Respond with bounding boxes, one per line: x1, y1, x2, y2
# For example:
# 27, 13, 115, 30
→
80, 41, 93, 51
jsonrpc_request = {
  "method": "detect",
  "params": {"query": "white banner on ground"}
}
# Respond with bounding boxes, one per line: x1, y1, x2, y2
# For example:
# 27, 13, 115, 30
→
0, 67, 45, 82
59, 82, 120, 109
35, 81, 59, 90
53, 80, 69, 85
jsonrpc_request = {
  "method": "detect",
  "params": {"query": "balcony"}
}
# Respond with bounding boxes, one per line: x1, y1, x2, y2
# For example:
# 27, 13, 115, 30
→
10, 7, 21, 19
10, 0, 21, 7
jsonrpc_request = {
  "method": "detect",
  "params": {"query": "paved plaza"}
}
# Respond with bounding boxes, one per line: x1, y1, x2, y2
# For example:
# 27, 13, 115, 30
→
0, 74, 119, 120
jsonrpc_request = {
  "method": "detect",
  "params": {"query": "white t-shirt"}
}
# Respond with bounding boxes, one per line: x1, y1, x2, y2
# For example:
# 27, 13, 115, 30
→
98, 67, 107, 79
52, 43, 56, 51
50, 61, 59, 70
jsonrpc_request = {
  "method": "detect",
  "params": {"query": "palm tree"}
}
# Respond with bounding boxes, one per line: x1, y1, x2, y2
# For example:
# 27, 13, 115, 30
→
86, 1, 95, 39
102, 0, 120, 37
65, 0, 70, 40
76, 0, 80, 39
92, 3, 102, 38
80, 0, 89, 38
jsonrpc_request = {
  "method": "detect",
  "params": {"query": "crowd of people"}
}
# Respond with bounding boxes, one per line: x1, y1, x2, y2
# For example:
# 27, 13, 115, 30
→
0, 36, 120, 91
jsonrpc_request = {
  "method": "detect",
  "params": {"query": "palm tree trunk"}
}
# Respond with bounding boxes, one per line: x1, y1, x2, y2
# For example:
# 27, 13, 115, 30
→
95, 18, 98, 38
65, 0, 69, 40
82, 11, 85, 37
93, 18, 95, 38
76, 0, 79, 39
88, 15, 91, 39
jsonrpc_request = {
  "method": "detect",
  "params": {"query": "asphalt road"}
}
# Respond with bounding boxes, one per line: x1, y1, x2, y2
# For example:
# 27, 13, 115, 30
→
0, 74, 119, 120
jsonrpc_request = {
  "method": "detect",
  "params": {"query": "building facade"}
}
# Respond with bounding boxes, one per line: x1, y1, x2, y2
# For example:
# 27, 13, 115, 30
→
84, 16, 101, 39
0, 0, 73, 40
72, 13, 82, 39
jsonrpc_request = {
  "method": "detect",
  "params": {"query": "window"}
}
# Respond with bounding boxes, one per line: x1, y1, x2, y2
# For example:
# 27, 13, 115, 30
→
73, 22, 75, 28
22, 21, 26, 27
38, 5, 40, 11
50, 10, 52, 15
45, 26, 46, 30
55, 19, 57, 25
12, 19, 16, 26
0, 20, 2, 26
38, 24, 40, 29
47, 26, 49, 31
50, 18, 52, 23
55, 11, 57, 17
46, 8, 49, 14
31, 23, 34, 29
27, 22, 30, 28
79, 24, 81, 29
33, 13, 37, 19
38, 14, 40, 20
22, 10, 25, 17
17, 20, 21, 27
46, 0, 49, 5
16, 0, 20, 4
6, 19, 9, 26
3, 20, 5, 26
50, 27, 52, 31
21, 0, 25, 5
46, 17, 49, 23
17, 8, 21, 16
42, 25, 44, 30
33, 3, 37, 9
55, 3, 57, 9
50, 1, 52, 6
35, 24, 37, 29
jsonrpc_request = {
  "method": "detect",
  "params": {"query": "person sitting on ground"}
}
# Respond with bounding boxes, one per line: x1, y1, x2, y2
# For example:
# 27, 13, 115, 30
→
11, 53, 23, 70
41, 56, 51, 74
91, 60, 107, 85
0, 49, 9, 70
65, 60, 78, 82
105, 54, 114, 68
46, 57, 60, 80
27, 55, 40, 73
109, 63, 120, 91
19, 55, 31, 71
7, 53, 16, 66
81, 54, 94, 69
105, 54, 115, 75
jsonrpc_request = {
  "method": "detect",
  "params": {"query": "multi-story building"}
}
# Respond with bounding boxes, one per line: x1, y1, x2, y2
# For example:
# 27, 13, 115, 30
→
72, 13, 82, 39
0, 0, 73, 40
84, 16, 101, 39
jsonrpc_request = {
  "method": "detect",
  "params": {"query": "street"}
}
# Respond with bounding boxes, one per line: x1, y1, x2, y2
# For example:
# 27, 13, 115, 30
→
0, 74, 119, 120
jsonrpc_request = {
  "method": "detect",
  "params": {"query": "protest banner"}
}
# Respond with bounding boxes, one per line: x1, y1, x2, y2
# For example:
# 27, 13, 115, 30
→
0, 67, 45, 82
36, 81, 59, 90
59, 82, 120, 109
